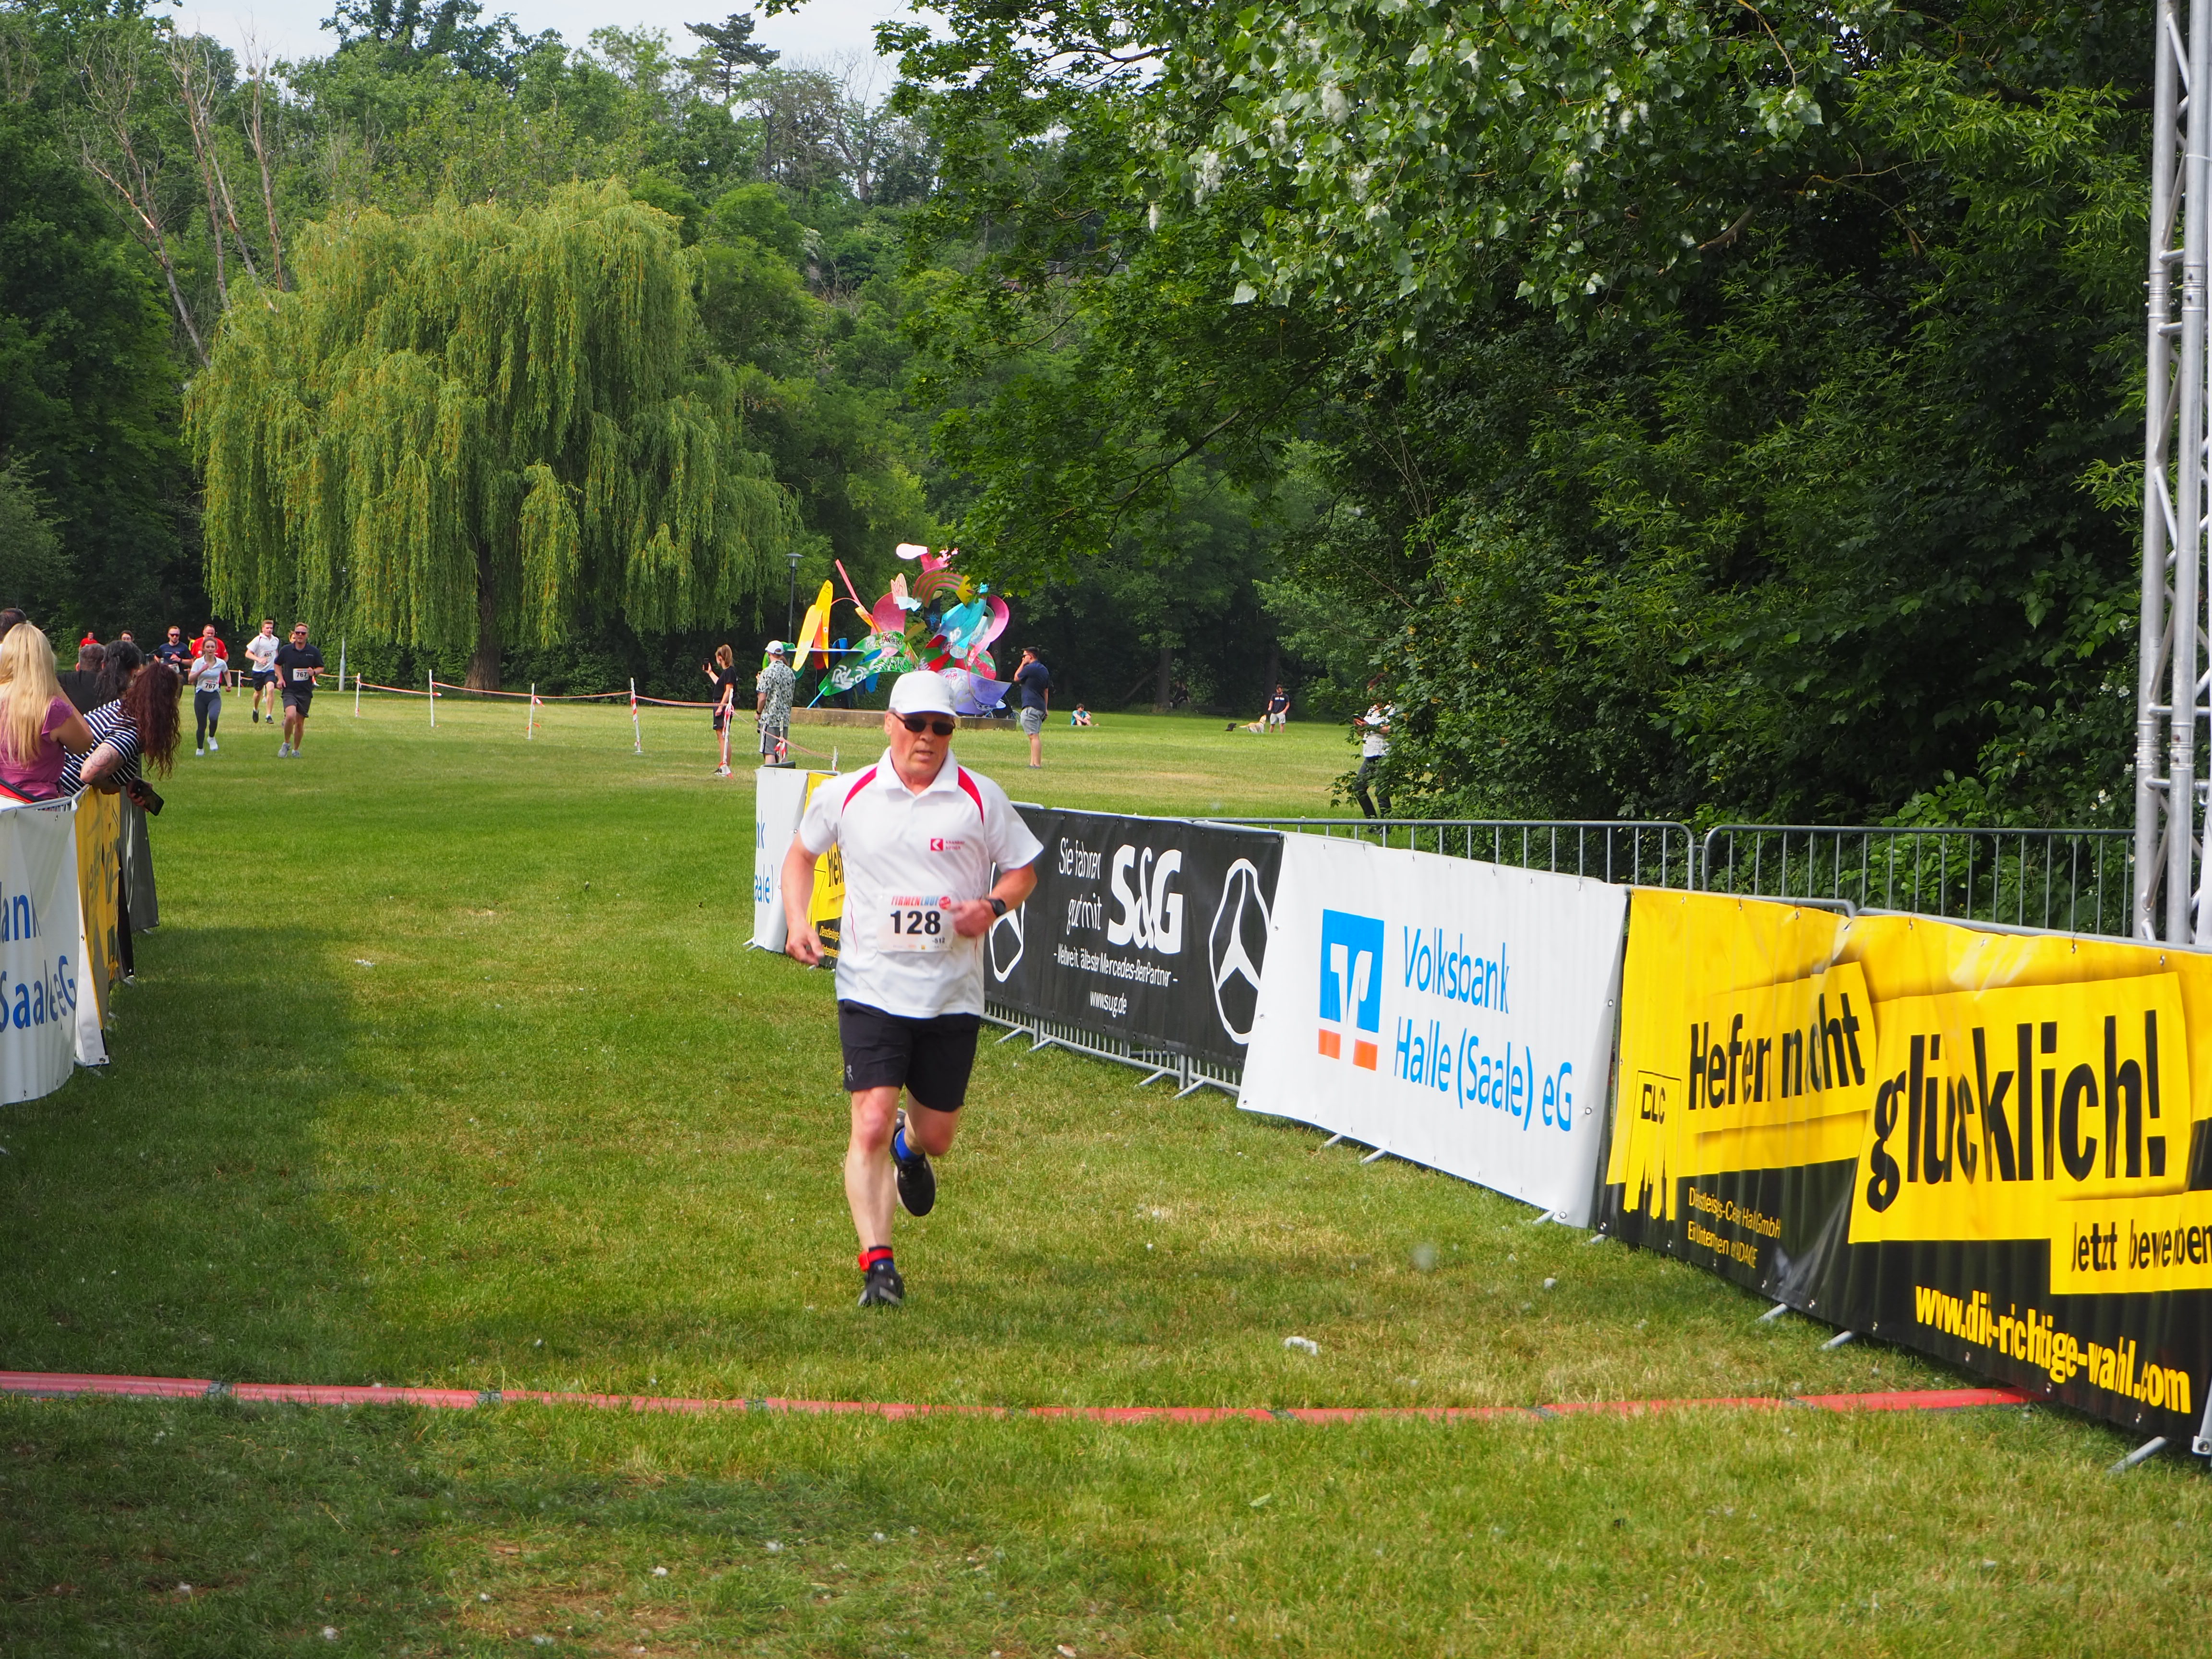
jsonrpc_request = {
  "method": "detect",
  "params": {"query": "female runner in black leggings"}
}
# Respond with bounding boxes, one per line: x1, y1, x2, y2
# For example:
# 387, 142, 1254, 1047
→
187, 642, 226, 756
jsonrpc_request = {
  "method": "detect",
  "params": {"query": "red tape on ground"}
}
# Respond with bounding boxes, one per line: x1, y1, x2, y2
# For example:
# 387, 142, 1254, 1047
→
0, 1371, 2028, 1420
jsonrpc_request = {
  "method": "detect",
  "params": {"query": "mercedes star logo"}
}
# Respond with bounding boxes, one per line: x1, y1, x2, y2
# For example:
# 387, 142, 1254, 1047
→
1207, 857, 1270, 1043
988, 899, 1025, 982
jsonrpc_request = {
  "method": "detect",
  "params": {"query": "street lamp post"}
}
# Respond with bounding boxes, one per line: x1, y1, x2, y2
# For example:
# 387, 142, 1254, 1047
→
786, 550, 802, 646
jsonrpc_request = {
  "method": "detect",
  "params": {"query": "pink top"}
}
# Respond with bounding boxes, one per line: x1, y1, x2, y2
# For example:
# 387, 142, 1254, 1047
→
0, 696, 77, 800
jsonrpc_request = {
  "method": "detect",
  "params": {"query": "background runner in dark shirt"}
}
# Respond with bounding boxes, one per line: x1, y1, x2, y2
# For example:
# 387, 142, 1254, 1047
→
274, 631, 324, 758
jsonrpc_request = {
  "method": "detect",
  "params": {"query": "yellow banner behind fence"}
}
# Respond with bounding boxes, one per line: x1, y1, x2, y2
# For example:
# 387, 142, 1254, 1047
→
1604, 890, 2212, 1434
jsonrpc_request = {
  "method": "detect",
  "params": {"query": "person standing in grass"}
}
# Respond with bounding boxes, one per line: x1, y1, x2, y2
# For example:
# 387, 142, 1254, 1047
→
781, 670, 1043, 1309
755, 640, 795, 767
154, 625, 190, 676
0, 625, 96, 800
274, 623, 324, 758
703, 644, 742, 776
186, 632, 226, 756
244, 619, 280, 724
63, 644, 181, 799
58, 639, 105, 714
1266, 684, 1290, 732
1353, 698, 1393, 819
1012, 646, 1050, 768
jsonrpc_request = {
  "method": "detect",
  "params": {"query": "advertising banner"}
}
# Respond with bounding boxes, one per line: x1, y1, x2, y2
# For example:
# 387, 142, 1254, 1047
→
0, 796, 96, 1096
802, 772, 847, 962
749, 767, 822, 952
1239, 835, 1629, 1224
120, 797, 157, 933
1601, 890, 2212, 1443
72, 789, 119, 1067
986, 809, 1281, 1070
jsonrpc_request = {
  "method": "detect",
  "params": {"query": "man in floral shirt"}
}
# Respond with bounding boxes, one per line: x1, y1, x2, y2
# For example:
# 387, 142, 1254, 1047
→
756, 641, 797, 766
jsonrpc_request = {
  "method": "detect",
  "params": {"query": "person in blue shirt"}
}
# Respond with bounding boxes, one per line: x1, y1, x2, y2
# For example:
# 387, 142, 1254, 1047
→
1012, 646, 1050, 769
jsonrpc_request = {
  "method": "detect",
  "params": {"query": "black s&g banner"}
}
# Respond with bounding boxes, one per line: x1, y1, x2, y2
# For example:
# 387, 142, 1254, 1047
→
988, 810, 1280, 1070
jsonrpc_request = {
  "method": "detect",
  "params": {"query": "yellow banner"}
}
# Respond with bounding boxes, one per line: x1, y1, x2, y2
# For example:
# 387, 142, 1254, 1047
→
797, 771, 843, 962
72, 790, 122, 1028
1610, 890, 2212, 1272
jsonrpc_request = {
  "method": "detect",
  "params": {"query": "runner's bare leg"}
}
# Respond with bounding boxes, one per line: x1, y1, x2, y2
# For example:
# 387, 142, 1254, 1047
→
845, 1088, 958, 1251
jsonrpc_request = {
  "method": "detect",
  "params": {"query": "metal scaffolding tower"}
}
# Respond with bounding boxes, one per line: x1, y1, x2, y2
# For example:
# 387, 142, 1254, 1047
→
2138, 0, 2211, 942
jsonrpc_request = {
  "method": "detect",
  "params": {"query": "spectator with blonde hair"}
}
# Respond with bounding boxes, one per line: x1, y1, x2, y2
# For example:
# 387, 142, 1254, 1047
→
0, 625, 95, 801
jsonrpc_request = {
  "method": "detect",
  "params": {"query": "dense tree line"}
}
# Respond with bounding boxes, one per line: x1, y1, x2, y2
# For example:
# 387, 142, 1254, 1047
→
0, 0, 2157, 817
0, 0, 1307, 707
892, 0, 2153, 823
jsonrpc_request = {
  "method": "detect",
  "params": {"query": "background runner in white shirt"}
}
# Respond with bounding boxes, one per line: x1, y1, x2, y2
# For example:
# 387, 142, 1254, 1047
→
244, 619, 280, 724
782, 669, 1042, 1307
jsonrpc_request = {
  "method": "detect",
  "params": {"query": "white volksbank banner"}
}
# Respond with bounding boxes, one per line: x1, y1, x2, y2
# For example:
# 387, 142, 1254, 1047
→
0, 796, 95, 1100
1240, 835, 1627, 1225
751, 767, 814, 951
752, 767, 842, 951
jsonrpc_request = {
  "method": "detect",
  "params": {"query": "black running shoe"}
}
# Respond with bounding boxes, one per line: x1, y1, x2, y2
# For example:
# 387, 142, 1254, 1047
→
893, 1108, 936, 1217
858, 1258, 905, 1307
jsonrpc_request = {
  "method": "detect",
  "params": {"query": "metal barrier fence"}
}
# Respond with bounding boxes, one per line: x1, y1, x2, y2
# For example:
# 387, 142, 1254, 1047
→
1697, 824, 2136, 938
979, 1007, 1245, 1098
987, 817, 2137, 1098
1208, 819, 1699, 889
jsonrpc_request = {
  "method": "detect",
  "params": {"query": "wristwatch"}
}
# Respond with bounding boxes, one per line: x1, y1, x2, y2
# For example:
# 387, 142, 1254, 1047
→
988, 897, 1009, 918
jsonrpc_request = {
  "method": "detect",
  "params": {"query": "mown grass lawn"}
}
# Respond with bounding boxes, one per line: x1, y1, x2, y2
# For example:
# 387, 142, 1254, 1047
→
3, 694, 2208, 1656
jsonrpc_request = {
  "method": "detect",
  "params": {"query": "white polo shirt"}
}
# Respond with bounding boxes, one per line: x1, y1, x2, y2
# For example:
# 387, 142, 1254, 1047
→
797, 747, 1043, 1019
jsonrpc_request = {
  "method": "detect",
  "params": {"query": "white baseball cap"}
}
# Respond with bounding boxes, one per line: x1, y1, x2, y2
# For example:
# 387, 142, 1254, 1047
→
887, 669, 957, 717
766, 640, 786, 655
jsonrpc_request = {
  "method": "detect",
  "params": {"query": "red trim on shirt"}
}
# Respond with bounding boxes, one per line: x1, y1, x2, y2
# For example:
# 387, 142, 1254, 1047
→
842, 766, 880, 810
955, 767, 985, 822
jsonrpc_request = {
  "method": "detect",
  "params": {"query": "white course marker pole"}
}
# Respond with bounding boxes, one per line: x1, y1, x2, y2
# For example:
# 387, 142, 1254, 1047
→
630, 678, 642, 754
527, 682, 536, 741
337, 637, 346, 699
428, 669, 436, 728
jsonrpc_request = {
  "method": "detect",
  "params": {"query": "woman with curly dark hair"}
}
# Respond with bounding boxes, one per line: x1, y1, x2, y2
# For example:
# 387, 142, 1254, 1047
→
64, 644, 180, 799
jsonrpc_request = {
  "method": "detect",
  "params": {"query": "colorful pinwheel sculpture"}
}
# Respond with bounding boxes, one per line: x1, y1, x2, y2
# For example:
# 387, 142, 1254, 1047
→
817, 544, 1012, 714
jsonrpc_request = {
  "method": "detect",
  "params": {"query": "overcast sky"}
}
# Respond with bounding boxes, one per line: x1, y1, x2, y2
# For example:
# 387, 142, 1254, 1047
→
169, 0, 919, 71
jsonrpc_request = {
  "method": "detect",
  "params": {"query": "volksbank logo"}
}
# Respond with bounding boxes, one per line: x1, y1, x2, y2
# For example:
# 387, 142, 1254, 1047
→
1318, 909, 1383, 1069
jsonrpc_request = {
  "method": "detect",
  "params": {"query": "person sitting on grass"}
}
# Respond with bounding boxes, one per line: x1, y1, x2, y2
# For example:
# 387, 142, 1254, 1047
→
1070, 703, 1092, 727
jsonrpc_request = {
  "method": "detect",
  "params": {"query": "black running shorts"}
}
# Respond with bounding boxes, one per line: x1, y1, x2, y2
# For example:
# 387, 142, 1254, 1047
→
282, 687, 313, 713
837, 1000, 981, 1109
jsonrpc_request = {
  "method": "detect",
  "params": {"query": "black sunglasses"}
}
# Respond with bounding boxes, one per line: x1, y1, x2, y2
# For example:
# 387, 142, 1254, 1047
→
898, 714, 956, 737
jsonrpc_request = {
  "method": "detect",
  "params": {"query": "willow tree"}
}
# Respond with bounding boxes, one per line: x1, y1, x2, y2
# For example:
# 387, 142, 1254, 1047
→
190, 180, 794, 687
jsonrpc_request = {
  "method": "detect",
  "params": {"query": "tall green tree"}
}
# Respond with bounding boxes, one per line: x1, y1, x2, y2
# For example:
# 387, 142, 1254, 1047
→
0, 93, 191, 633
190, 180, 796, 687
894, 0, 2154, 820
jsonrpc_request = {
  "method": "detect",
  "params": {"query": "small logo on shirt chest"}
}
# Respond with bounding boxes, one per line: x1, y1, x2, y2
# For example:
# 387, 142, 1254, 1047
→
928, 837, 967, 853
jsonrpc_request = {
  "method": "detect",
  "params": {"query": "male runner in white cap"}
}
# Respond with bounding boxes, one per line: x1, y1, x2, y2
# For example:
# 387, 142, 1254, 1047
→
781, 670, 1043, 1306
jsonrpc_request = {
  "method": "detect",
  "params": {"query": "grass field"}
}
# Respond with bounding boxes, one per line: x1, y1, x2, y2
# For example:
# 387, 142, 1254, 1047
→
4, 694, 2210, 1656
